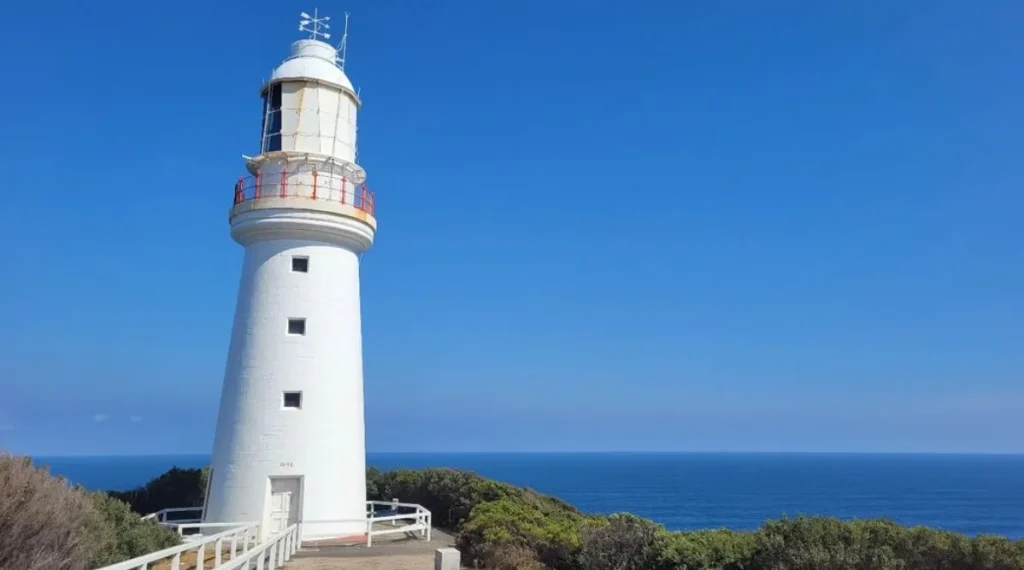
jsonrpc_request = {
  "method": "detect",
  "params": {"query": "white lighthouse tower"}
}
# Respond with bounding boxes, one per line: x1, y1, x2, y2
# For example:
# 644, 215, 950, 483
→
204, 12, 376, 540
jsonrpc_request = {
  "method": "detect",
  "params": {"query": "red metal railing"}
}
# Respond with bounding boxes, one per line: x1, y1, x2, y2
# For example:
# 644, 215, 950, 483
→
232, 172, 376, 217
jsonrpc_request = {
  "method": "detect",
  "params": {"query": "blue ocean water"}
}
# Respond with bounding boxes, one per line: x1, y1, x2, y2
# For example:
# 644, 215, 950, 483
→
34, 453, 1024, 538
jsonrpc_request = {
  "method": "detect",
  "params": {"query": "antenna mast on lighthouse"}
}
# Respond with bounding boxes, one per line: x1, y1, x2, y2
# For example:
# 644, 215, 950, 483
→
338, 12, 351, 71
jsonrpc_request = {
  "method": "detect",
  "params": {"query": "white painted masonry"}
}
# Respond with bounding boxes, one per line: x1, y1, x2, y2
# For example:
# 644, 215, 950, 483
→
205, 32, 376, 540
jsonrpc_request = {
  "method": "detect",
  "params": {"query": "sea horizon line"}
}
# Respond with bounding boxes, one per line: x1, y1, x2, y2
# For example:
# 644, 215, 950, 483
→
26, 450, 1024, 459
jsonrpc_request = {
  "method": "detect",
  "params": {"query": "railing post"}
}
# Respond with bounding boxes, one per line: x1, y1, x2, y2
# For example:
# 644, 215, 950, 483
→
281, 171, 288, 198
312, 170, 318, 200
215, 538, 223, 567
171, 552, 181, 570
392, 498, 399, 527
278, 535, 286, 566
366, 518, 372, 548
268, 542, 277, 570
196, 543, 205, 570
361, 186, 367, 210
235, 177, 244, 205
341, 178, 347, 204
256, 546, 265, 570
255, 173, 262, 199
231, 534, 238, 559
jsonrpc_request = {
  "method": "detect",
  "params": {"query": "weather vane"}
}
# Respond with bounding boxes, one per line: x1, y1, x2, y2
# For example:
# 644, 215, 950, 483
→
299, 9, 331, 41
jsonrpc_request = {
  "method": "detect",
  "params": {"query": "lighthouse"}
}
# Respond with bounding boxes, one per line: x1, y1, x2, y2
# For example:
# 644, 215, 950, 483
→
204, 12, 376, 540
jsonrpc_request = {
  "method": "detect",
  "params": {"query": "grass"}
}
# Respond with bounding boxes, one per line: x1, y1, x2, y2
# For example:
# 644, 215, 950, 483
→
149, 546, 237, 570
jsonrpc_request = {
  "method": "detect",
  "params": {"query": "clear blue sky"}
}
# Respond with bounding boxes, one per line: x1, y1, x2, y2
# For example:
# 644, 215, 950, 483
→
1, 0, 1021, 455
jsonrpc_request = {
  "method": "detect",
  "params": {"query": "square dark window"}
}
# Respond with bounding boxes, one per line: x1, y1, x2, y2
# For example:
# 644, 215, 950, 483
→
283, 391, 302, 409
287, 318, 306, 335
292, 256, 309, 273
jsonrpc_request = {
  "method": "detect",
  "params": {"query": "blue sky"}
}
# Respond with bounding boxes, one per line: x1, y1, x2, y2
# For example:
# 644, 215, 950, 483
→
1, 0, 1022, 455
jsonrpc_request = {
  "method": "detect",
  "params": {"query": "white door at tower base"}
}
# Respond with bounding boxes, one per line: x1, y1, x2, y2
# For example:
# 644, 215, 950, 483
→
267, 477, 301, 535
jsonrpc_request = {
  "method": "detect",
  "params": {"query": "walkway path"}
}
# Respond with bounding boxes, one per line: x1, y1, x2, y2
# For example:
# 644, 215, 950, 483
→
289, 529, 462, 570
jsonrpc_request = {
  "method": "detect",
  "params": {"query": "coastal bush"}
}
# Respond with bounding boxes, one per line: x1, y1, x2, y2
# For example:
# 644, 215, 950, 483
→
0, 455, 181, 570
752, 516, 894, 570
87, 492, 180, 567
966, 534, 1024, 568
364, 466, 1024, 570
368, 467, 580, 530
476, 543, 546, 570
457, 497, 593, 569
747, 517, 1024, 570
657, 529, 756, 570
366, 466, 383, 499
109, 466, 209, 516
0, 454, 104, 570
447, 491, 1024, 570
579, 513, 666, 570
96, 464, 1024, 570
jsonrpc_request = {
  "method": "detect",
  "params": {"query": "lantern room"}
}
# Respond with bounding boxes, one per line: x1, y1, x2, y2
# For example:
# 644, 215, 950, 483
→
258, 39, 361, 164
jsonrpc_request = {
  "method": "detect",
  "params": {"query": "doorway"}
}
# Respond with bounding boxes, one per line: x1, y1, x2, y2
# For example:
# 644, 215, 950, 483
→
265, 476, 302, 535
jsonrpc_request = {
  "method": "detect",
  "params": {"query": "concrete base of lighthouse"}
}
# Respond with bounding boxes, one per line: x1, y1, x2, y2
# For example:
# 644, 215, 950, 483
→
204, 206, 375, 542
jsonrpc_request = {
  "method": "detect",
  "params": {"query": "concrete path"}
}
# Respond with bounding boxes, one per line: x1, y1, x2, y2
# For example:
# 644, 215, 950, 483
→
289, 528, 462, 570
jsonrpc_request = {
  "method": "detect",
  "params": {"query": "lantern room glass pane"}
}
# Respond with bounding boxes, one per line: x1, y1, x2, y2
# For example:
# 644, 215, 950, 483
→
263, 84, 283, 152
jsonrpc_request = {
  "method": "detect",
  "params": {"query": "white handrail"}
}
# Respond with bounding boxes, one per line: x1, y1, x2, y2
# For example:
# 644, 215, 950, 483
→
114, 498, 431, 569
173, 522, 255, 532
92, 523, 258, 570
366, 500, 426, 509
218, 524, 300, 570
141, 507, 205, 523
303, 504, 432, 547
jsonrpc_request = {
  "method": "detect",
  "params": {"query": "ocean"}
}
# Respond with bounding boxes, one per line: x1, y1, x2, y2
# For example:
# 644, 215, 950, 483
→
33, 453, 1024, 539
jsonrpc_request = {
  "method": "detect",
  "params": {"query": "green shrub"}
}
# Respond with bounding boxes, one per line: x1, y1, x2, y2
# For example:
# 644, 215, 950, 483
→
747, 517, 1024, 570
477, 543, 546, 570
580, 513, 667, 570
371, 467, 579, 530
108, 466, 209, 516
658, 528, 757, 570
752, 516, 930, 570
458, 497, 594, 569
753, 516, 870, 570
967, 534, 1024, 569
899, 526, 971, 570
366, 466, 383, 500
86, 493, 180, 568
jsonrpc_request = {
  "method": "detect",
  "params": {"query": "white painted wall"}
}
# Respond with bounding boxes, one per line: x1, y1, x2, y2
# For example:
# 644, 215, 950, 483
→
270, 81, 358, 165
205, 237, 368, 538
